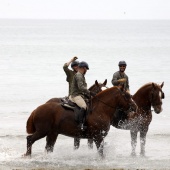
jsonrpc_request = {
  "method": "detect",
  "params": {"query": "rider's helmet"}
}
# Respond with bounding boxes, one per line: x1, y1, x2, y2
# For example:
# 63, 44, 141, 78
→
71, 61, 79, 68
118, 61, 127, 66
78, 61, 89, 70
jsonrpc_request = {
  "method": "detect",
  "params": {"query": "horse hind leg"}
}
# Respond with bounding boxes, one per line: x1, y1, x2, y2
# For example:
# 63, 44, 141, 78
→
45, 133, 58, 153
130, 130, 138, 156
24, 135, 33, 157
24, 131, 47, 157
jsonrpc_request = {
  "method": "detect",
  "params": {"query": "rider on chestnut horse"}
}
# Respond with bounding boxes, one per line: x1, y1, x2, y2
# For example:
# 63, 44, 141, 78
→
111, 61, 130, 124
69, 61, 95, 131
112, 61, 130, 93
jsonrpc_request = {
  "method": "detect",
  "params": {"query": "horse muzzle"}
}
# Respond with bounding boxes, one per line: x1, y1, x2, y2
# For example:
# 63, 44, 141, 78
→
153, 105, 162, 114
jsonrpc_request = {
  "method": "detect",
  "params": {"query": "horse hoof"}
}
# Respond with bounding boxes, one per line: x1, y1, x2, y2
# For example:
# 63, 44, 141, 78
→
22, 154, 31, 158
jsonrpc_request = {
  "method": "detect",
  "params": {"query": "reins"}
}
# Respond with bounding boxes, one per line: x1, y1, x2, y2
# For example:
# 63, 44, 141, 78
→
92, 96, 117, 109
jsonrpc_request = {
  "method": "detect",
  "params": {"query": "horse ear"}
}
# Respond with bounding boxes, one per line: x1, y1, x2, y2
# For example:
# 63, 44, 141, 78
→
152, 82, 156, 89
95, 80, 99, 86
160, 82, 164, 88
103, 79, 107, 86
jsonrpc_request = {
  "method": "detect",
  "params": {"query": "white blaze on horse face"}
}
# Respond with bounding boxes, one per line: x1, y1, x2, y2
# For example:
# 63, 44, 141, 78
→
159, 91, 162, 101
101, 86, 107, 90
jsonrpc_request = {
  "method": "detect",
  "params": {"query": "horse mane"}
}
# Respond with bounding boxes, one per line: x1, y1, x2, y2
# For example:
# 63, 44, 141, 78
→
134, 82, 159, 95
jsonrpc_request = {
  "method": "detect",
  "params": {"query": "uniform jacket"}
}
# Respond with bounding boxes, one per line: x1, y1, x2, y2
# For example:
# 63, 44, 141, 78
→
63, 63, 77, 95
70, 72, 90, 99
111, 71, 130, 91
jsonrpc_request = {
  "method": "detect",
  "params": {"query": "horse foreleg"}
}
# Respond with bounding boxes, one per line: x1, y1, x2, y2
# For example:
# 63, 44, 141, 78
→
87, 139, 93, 149
74, 138, 80, 150
24, 131, 47, 157
45, 133, 58, 153
130, 130, 138, 156
94, 138, 105, 158
140, 128, 148, 156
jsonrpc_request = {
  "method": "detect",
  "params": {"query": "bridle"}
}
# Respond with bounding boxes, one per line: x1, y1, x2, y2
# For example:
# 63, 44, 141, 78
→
89, 83, 108, 96
149, 87, 164, 107
140, 86, 164, 113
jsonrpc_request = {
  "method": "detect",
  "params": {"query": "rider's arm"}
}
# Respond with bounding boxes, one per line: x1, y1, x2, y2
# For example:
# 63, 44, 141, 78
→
126, 76, 130, 91
65, 56, 78, 67
111, 72, 120, 86
63, 63, 71, 79
63, 56, 77, 76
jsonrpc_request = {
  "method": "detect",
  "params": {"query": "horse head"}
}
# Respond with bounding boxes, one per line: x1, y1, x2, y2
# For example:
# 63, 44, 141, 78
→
150, 82, 165, 114
89, 79, 107, 95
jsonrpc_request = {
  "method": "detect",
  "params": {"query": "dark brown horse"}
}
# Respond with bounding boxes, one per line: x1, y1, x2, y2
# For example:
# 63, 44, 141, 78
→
81, 82, 164, 156
24, 86, 137, 158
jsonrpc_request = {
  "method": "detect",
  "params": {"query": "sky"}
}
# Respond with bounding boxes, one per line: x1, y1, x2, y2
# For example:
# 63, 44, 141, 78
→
0, 0, 170, 20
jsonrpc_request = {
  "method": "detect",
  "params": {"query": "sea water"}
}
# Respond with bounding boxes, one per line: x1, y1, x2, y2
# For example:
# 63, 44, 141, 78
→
0, 19, 170, 169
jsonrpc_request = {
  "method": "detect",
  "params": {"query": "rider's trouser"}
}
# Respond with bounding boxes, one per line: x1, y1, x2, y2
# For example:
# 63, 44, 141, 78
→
69, 95, 87, 110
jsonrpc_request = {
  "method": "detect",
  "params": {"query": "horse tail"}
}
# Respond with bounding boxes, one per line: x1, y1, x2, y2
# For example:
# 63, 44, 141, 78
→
26, 110, 36, 134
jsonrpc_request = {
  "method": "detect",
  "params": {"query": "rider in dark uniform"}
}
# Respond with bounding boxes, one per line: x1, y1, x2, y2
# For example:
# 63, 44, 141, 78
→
111, 61, 130, 92
69, 61, 94, 130
111, 61, 130, 126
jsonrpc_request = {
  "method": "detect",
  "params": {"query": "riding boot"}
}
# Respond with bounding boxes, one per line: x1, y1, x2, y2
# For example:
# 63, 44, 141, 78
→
79, 108, 87, 131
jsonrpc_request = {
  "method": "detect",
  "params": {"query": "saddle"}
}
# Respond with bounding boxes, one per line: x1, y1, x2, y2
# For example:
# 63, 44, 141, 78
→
61, 97, 88, 124
61, 97, 78, 110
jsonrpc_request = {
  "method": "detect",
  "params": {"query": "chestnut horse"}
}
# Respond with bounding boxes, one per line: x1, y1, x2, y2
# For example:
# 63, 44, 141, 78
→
121, 82, 165, 156
46, 79, 107, 149
80, 82, 164, 156
24, 86, 137, 158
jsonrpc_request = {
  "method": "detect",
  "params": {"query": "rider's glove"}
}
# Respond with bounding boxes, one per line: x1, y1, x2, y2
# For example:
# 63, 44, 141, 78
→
118, 78, 126, 83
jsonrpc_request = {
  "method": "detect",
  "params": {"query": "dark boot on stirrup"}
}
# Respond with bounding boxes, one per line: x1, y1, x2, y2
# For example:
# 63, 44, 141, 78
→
79, 108, 87, 131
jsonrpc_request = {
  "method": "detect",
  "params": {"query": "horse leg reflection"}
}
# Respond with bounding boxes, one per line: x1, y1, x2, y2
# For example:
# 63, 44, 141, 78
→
45, 133, 58, 153
130, 130, 138, 156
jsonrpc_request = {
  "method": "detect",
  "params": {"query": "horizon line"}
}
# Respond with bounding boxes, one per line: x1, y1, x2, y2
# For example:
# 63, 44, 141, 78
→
0, 18, 170, 21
